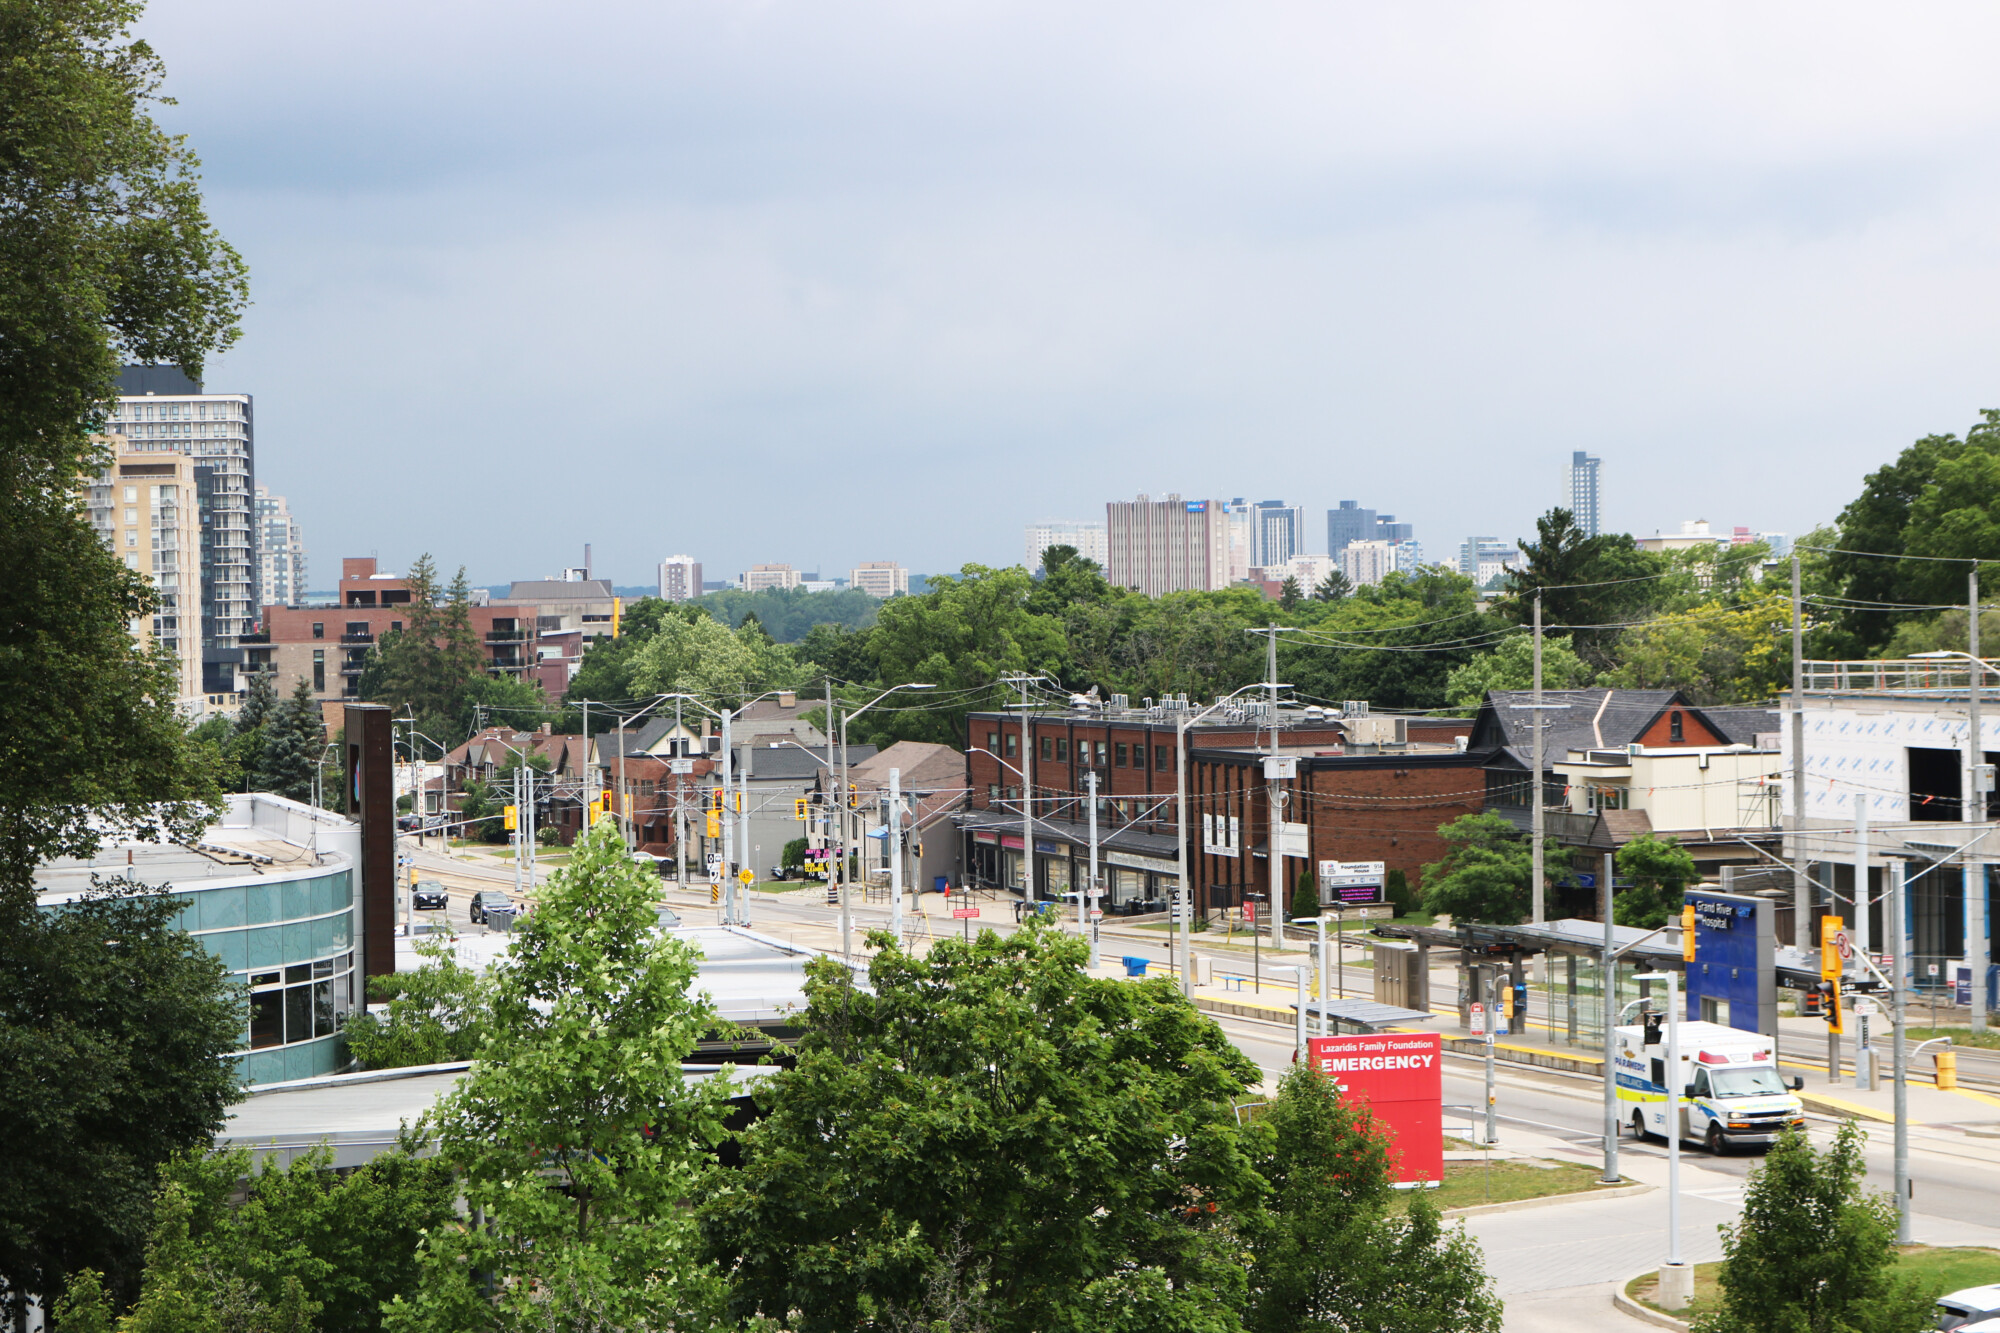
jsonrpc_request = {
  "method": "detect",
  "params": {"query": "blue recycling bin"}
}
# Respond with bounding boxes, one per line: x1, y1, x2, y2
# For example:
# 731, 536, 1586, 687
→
934, 876, 949, 895
1122, 956, 1149, 978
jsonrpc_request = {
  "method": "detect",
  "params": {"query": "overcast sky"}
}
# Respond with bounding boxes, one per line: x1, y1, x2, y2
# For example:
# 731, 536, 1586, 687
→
145, 2, 2000, 589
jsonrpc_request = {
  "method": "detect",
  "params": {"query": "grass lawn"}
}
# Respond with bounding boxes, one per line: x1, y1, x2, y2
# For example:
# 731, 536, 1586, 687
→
1396, 1156, 1621, 1214
1904, 1024, 2000, 1052
752, 881, 807, 893
1627, 1246, 2000, 1317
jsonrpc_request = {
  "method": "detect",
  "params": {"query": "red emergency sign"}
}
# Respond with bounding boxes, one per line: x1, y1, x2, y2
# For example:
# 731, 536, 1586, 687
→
1307, 1032, 1444, 1185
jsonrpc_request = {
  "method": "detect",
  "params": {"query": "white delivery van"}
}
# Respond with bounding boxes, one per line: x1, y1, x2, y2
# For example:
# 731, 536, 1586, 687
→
1613, 1019, 1806, 1154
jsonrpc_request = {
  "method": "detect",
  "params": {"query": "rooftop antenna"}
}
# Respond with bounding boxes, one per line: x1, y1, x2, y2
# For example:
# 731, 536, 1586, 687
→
585, 543, 592, 580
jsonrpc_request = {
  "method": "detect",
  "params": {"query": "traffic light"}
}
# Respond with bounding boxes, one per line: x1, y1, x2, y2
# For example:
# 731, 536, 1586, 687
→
1814, 978, 1844, 1033
709, 786, 724, 811
705, 811, 720, 839
503, 804, 518, 831
795, 797, 809, 821
1682, 904, 1697, 962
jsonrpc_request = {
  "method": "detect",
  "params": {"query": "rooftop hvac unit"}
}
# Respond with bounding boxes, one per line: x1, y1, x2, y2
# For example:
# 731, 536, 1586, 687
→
1111, 693, 1130, 711
1344, 700, 1370, 718
1627, 742, 1643, 756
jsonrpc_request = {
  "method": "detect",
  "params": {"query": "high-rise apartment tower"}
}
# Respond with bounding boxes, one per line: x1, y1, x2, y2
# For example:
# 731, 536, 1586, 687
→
111, 365, 254, 693
1564, 451, 1602, 536
1105, 495, 1231, 597
658, 554, 703, 602
255, 487, 307, 611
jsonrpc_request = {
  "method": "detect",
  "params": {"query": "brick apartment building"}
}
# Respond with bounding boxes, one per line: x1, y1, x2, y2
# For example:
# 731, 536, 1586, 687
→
957, 698, 1478, 914
245, 557, 535, 726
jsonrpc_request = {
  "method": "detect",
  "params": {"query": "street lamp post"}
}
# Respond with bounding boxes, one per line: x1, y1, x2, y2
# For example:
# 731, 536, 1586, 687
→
1912, 647, 1994, 1032
834, 683, 935, 959
1634, 968, 1689, 1309
1176, 685, 1275, 997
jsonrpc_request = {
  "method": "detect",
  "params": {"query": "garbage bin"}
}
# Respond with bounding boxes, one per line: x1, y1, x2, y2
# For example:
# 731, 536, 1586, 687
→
1122, 956, 1149, 978
484, 905, 517, 933
934, 876, 949, 895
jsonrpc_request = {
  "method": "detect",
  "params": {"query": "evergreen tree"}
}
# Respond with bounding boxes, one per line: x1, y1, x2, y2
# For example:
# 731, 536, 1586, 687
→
1313, 570, 1353, 603
1291, 865, 1320, 920
1279, 576, 1303, 611
254, 680, 325, 803
358, 556, 492, 747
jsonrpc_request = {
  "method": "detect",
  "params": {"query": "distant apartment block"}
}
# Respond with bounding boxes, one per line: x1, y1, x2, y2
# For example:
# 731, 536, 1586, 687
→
1326, 500, 1414, 555
255, 486, 307, 612
83, 442, 203, 704
1458, 536, 1521, 588
850, 562, 910, 598
1339, 539, 1399, 588
1252, 552, 1339, 593
1106, 495, 1231, 597
1025, 520, 1108, 572
658, 554, 703, 603
1250, 500, 1306, 569
1565, 451, 1602, 536
110, 365, 255, 694
1636, 520, 1789, 560
740, 563, 802, 592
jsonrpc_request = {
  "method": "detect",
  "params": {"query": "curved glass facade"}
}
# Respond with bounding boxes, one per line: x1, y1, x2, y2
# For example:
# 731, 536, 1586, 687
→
169, 868, 357, 1085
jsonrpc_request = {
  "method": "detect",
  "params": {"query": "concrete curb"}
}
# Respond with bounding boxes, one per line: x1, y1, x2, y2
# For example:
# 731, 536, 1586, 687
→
1613, 1275, 1691, 1331
1798, 1090, 1895, 1123
1442, 1180, 1652, 1218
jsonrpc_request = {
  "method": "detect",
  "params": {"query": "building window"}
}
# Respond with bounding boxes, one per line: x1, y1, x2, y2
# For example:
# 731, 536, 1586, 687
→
312, 649, 325, 692
1669, 710, 1684, 742
311, 622, 324, 639
1095, 740, 1109, 765
1005, 733, 1018, 758
988, 783, 1001, 804
1042, 736, 1054, 761
1155, 745, 1169, 772
986, 731, 999, 753
1115, 742, 1128, 767
1054, 737, 1067, 762
390, 620, 402, 633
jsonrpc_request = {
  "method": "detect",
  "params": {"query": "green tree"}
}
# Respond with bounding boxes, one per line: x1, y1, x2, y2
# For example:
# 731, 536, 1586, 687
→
1313, 570, 1352, 603
1694, 1122, 1931, 1333
1419, 812, 1532, 924
0, 0, 245, 904
696, 586, 881, 642
1282, 570, 1502, 712
796, 620, 880, 685
703, 922, 1263, 1333
343, 937, 490, 1070
1502, 509, 1671, 664
1, 882, 243, 1315
1290, 865, 1319, 921
1384, 867, 1415, 916
1442, 632, 1594, 713
1598, 590, 1792, 705
253, 679, 325, 802
1279, 575, 1303, 611
357, 556, 491, 747
1613, 834, 1700, 928
1244, 1066, 1501, 1333
387, 820, 736, 1332
230, 669, 280, 784
1027, 544, 1116, 618
627, 607, 800, 703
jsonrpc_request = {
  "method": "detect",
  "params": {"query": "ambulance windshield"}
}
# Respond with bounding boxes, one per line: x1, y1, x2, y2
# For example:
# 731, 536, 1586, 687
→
1708, 1066, 1786, 1097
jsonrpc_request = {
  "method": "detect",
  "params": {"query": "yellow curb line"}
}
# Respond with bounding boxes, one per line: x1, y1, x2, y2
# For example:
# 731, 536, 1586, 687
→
1799, 1090, 1896, 1123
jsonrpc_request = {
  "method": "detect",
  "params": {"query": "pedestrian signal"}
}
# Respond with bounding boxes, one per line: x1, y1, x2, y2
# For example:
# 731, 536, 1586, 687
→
503, 805, 518, 831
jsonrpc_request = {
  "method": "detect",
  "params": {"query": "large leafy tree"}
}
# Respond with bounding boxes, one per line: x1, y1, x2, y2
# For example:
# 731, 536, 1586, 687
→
1612, 833, 1700, 928
357, 557, 503, 747
704, 923, 1264, 1333
386, 821, 736, 1331
0, 0, 245, 900
342, 937, 491, 1070
0, 884, 243, 1317
1694, 1122, 1931, 1333
1442, 632, 1594, 713
1282, 570, 1501, 712
1598, 589, 1793, 705
1502, 509, 1670, 663
627, 605, 801, 704
1418, 812, 1533, 924
1245, 1066, 1501, 1333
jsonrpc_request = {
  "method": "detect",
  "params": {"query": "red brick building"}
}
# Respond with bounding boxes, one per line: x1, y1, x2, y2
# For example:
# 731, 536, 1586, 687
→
958, 703, 1478, 914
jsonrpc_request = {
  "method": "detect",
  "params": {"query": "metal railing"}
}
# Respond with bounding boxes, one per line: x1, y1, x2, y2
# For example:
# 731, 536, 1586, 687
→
1802, 659, 1997, 695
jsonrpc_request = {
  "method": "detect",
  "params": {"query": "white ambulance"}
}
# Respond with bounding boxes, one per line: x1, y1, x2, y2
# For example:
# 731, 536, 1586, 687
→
1613, 1019, 1806, 1154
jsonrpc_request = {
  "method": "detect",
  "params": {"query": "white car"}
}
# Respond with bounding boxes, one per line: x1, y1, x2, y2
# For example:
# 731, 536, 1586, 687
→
1938, 1286, 2000, 1330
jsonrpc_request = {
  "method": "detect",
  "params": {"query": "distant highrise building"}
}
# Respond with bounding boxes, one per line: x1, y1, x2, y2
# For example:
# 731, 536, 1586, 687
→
1025, 520, 1108, 572
658, 554, 703, 602
1326, 500, 1378, 553
739, 563, 802, 592
1564, 451, 1602, 536
1339, 539, 1398, 588
1458, 536, 1520, 588
254, 486, 306, 612
1105, 495, 1231, 597
110, 365, 255, 694
849, 561, 910, 598
83, 441, 203, 703
1249, 500, 1306, 569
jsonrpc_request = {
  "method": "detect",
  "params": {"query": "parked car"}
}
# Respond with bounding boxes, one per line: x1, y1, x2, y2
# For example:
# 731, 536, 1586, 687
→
397, 814, 420, 832
1937, 1285, 2000, 1330
654, 905, 683, 930
469, 889, 513, 925
412, 880, 449, 912
767, 865, 793, 881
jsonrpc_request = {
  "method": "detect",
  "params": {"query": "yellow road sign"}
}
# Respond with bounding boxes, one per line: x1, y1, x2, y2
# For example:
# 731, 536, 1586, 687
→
737, 868, 754, 884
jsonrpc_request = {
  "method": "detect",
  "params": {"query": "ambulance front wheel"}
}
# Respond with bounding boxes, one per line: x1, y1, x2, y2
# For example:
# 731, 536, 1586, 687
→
1630, 1110, 1649, 1141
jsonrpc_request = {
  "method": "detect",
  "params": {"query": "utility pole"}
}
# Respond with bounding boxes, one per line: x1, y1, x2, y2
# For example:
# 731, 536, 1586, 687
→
512, 763, 524, 898
1791, 556, 1810, 948
1086, 768, 1100, 968
1532, 591, 1545, 923
737, 762, 751, 927
1968, 566, 1989, 1033
890, 766, 903, 944
1021, 674, 1035, 906
1600, 849, 1620, 1184
1892, 856, 1913, 1241
1855, 792, 1870, 960
675, 697, 687, 892
1265, 627, 1286, 952
838, 691, 853, 959
720, 704, 735, 926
